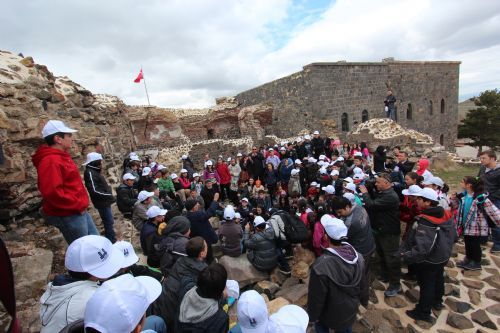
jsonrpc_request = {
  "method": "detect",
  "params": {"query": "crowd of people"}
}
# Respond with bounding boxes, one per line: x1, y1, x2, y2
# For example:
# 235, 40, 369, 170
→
31, 119, 500, 332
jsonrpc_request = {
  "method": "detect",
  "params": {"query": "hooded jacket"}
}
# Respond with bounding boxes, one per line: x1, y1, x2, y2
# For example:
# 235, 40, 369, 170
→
177, 287, 228, 333
308, 243, 364, 330
32, 145, 89, 216
150, 256, 208, 330
116, 183, 137, 214
218, 220, 243, 257
400, 206, 456, 264
343, 204, 376, 256
39, 276, 98, 333
244, 226, 278, 271
83, 164, 115, 209
157, 216, 191, 276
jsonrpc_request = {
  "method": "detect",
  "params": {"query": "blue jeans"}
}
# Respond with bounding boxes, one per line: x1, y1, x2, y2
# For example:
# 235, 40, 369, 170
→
143, 315, 167, 333
315, 321, 352, 333
97, 206, 116, 243
46, 211, 98, 244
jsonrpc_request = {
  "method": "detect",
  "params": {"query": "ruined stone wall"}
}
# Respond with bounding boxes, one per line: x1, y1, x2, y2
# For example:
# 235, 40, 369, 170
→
235, 60, 460, 150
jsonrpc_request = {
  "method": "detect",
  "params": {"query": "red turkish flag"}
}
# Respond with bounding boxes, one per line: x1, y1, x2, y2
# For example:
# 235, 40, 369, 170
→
134, 69, 143, 83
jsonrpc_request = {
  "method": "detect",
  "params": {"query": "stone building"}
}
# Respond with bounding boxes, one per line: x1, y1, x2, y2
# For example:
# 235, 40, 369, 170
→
235, 59, 460, 150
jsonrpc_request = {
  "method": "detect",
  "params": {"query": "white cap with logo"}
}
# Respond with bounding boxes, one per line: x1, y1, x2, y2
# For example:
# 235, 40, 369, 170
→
84, 274, 161, 333
412, 187, 439, 202
237, 290, 275, 333
65, 235, 124, 279
270, 304, 309, 333
322, 185, 335, 195
137, 190, 154, 202
42, 120, 77, 138
82, 152, 103, 166
141, 167, 151, 176
147, 206, 168, 219
113, 241, 139, 268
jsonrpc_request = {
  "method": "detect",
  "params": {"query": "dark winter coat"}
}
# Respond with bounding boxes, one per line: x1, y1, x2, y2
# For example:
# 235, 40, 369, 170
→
244, 226, 278, 271
218, 220, 243, 257
362, 187, 400, 235
186, 201, 219, 245
116, 183, 137, 214
373, 146, 387, 173
249, 153, 265, 180
84, 164, 116, 209
478, 164, 500, 202
343, 204, 376, 256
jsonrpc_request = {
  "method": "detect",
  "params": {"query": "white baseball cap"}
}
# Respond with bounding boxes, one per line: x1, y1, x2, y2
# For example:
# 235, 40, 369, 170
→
330, 170, 339, 177
296, 137, 303, 143
322, 185, 335, 195
422, 176, 444, 188
304, 134, 311, 140
413, 187, 439, 202
130, 155, 141, 162
353, 174, 365, 180
291, 169, 300, 176
122, 173, 136, 181
268, 148, 274, 151
113, 241, 139, 268
313, 130, 320, 135
319, 154, 326, 160
180, 168, 188, 173
253, 216, 266, 227
319, 167, 327, 175
294, 159, 302, 165
343, 192, 356, 205
234, 212, 241, 219
237, 290, 273, 333
345, 182, 357, 193
141, 167, 151, 176
65, 235, 124, 279
343, 177, 353, 183
227, 157, 232, 162
205, 160, 213, 166
270, 304, 309, 333
82, 152, 103, 166
237, 152, 243, 157
181, 154, 188, 159
147, 206, 168, 219
42, 120, 77, 138
308, 157, 317, 163
157, 164, 167, 171
129, 152, 138, 159
310, 181, 320, 188
336, 156, 345, 162
402, 184, 422, 196
354, 151, 363, 157
226, 279, 240, 300
137, 190, 154, 202
241, 197, 249, 203
224, 205, 236, 220
192, 172, 200, 178
170, 173, 178, 179
321, 215, 348, 240
353, 167, 363, 175
84, 274, 161, 333
279, 147, 286, 152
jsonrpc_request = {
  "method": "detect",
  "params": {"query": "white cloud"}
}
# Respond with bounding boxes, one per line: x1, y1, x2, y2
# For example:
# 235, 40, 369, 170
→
1, 0, 499, 107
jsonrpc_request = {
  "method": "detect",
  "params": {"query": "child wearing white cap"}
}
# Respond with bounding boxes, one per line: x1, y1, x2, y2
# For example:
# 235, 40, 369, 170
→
132, 190, 155, 231
116, 173, 138, 218
219, 205, 243, 257
140, 206, 168, 269
40, 235, 124, 333
308, 215, 364, 333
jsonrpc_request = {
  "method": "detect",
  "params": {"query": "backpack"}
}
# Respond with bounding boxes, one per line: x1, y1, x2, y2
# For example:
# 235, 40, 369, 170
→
277, 211, 309, 243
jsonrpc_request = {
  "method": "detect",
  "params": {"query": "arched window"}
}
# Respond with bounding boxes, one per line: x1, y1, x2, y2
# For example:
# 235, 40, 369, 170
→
429, 100, 433, 115
341, 113, 349, 132
440, 134, 444, 146
361, 110, 369, 122
441, 99, 445, 113
407, 103, 413, 120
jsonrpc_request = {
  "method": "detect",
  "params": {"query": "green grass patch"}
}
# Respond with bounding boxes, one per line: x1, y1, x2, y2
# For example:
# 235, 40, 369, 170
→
433, 164, 480, 193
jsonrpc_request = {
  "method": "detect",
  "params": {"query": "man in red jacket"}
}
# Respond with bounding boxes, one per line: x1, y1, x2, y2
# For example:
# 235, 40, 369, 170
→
32, 120, 98, 244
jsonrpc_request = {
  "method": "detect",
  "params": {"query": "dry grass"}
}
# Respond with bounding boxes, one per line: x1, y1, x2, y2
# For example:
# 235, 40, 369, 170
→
433, 164, 480, 193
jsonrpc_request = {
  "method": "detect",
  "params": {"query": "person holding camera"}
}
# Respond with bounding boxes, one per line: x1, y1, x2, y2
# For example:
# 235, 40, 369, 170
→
359, 172, 401, 297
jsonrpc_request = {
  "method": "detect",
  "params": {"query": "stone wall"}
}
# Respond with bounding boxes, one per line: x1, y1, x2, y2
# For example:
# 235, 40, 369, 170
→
235, 59, 460, 150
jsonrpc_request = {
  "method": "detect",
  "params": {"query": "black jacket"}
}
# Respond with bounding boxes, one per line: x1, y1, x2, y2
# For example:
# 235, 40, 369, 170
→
244, 226, 278, 271
400, 206, 457, 264
362, 187, 400, 235
478, 165, 500, 202
373, 146, 387, 173
83, 165, 115, 209
116, 183, 137, 213
344, 204, 376, 256
308, 245, 364, 330
249, 153, 265, 180
396, 160, 415, 176
186, 201, 219, 245
150, 256, 207, 330
311, 137, 325, 158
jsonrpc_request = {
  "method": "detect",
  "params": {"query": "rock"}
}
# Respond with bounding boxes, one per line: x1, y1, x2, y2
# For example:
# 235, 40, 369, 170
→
369, 288, 379, 304
382, 309, 403, 329
20, 56, 34, 67
372, 279, 386, 291
266, 297, 289, 315
384, 295, 408, 308
446, 269, 458, 278
485, 288, 500, 302
281, 276, 300, 289
484, 274, 500, 289
444, 297, 472, 313
293, 245, 315, 266
444, 274, 459, 285
275, 284, 308, 306
486, 303, 500, 316
471, 309, 497, 329
462, 279, 484, 290
446, 259, 455, 267
254, 280, 280, 299
414, 316, 436, 330
444, 283, 460, 297
407, 324, 420, 333
219, 255, 269, 288
404, 289, 419, 303
269, 267, 289, 285
463, 269, 481, 277
491, 254, 500, 268
10, 248, 53, 302
484, 267, 498, 275
446, 312, 474, 329
468, 289, 481, 305
480, 258, 490, 266
291, 261, 309, 280
437, 330, 453, 333
377, 320, 396, 333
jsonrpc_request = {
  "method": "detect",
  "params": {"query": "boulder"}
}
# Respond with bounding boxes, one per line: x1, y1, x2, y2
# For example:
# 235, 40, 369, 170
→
462, 279, 484, 290
291, 261, 309, 280
444, 283, 460, 297
404, 288, 419, 303
292, 245, 315, 266
10, 248, 53, 302
281, 276, 300, 289
254, 280, 280, 299
485, 288, 500, 302
266, 297, 290, 315
471, 309, 497, 330
219, 254, 269, 288
484, 274, 500, 289
446, 313, 473, 329
275, 284, 308, 306
486, 303, 500, 316
468, 288, 481, 305
444, 297, 472, 313
462, 269, 481, 277
382, 309, 403, 329
384, 296, 408, 308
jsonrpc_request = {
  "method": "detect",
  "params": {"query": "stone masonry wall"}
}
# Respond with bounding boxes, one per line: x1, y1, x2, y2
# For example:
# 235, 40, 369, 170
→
235, 60, 460, 150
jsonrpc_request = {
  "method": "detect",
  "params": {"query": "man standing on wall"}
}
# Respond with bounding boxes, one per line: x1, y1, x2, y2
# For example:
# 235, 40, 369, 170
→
384, 90, 396, 121
32, 120, 98, 245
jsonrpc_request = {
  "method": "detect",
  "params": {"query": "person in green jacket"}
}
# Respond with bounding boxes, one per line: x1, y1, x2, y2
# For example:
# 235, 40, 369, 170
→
157, 169, 175, 194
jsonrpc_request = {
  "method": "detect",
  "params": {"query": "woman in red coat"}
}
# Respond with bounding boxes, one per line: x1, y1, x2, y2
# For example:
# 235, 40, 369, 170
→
216, 157, 232, 201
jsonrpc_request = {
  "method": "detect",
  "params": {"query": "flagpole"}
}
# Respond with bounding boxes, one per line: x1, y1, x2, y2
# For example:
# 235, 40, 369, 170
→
141, 66, 151, 106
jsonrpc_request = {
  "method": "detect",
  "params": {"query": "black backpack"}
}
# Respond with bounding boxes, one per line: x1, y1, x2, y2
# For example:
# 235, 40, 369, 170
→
277, 211, 309, 243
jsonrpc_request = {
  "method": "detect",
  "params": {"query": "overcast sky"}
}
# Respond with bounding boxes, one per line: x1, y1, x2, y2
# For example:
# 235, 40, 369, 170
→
2, 0, 499, 108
